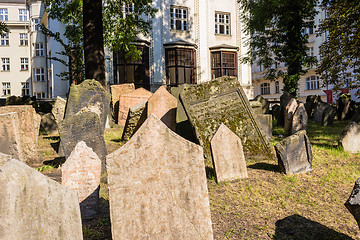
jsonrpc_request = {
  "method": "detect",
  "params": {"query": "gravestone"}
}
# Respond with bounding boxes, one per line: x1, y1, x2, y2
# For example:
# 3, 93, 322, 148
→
210, 124, 248, 183
313, 102, 328, 123
250, 100, 263, 115
107, 114, 213, 240
305, 95, 322, 118
0, 112, 24, 162
110, 84, 135, 123
180, 76, 274, 161
278, 92, 292, 126
62, 141, 101, 219
147, 85, 177, 131
40, 113, 58, 135
0, 105, 40, 164
0, 159, 83, 239
65, 80, 111, 133
339, 122, 360, 153
284, 98, 298, 136
118, 87, 153, 128
352, 109, 360, 123
59, 111, 107, 171
338, 93, 351, 120
272, 104, 281, 122
322, 105, 336, 126
254, 95, 270, 114
52, 96, 66, 125
345, 177, 360, 229
121, 101, 147, 141
291, 103, 308, 135
257, 114, 272, 140
275, 130, 313, 174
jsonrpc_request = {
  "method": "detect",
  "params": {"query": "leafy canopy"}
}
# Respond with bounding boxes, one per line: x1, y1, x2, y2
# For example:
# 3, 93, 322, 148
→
0, 21, 9, 35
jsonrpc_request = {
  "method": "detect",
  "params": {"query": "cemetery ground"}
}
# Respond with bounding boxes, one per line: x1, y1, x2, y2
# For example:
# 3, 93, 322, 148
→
37, 120, 360, 240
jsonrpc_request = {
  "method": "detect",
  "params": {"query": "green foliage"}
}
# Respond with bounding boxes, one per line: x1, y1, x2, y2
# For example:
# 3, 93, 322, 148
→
317, 0, 360, 95
0, 21, 9, 35
239, 0, 318, 96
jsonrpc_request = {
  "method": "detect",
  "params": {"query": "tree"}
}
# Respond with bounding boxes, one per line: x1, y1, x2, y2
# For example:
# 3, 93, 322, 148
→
0, 21, 9, 35
239, 0, 318, 96
317, 0, 360, 95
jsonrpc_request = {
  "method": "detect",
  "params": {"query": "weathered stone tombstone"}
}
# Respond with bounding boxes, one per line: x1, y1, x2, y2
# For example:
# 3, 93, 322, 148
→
180, 76, 274, 161
65, 80, 111, 133
147, 85, 177, 131
0, 159, 83, 239
249, 100, 263, 115
59, 111, 107, 171
275, 130, 313, 174
284, 98, 298, 136
278, 92, 292, 126
272, 104, 281, 122
0, 105, 40, 164
313, 102, 328, 123
40, 113, 58, 135
118, 87, 153, 128
0, 112, 25, 162
345, 177, 360, 229
253, 95, 270, 114
291, 103, 308, 135
305, 95, 322, 118
121, 101, 147, 141
110, 83, 135, 123
339, 122, 360, 153
52, 96, 67, 125
107, 114, 213, 239
338, 93, 351, 120
322, 105, 336, 126
210, 124, 248, 183
257, 114, 273, 140
62, 141, 101, 219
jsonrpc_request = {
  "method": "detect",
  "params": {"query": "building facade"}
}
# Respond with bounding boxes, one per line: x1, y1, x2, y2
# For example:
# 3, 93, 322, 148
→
0, 0, 68, 100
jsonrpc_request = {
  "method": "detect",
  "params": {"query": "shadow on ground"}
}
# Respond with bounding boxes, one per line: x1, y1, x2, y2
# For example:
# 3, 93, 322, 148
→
248, 162, 280, 172
274, 214, 353, 240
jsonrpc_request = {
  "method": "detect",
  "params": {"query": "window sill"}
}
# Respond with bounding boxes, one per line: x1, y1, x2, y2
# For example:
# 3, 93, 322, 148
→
33, 56, 45, 58
0, 45, 10, 47
20, 69, 29, 71
1, 70, 10, 72
170, 29, 190, 33
19, 45, 29, 47
214, 34, 232, 37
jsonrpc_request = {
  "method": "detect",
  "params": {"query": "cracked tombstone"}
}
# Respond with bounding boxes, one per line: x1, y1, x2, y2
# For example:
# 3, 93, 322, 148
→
107, 114, 214, 240
275, 130, 313, 174
0, 159, 83, 239
62, 141, 101, 219
345, 177, 360, 229
339, 122, 360, 153
110, 83, 135, 123
211, 124, 248, 183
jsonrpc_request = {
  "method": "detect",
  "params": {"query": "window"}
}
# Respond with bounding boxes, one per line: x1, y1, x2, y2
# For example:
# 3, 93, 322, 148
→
113, 44, 150, 89
1, 58, 10, 71
19, 9, 27, 21
345, 73, 352, 88
1, 34, 9, 46
33, 68, 45, 81
20, 33, 28, 46
306, 76, 319, 90
211, 51, 237, 79
122, 3, 134, 18
215, 12, 230, 35
32, 18, 41, 31
165, 47, 196, 86
20, 58, 28, 71
261, 83, 270, 95
21, 82, 30, 96
34, 43, 44, 56
170, 6, 188, 31
0, 9, 8, 21
35, 92, 46, 99
2, 82, 10, 96
308, 27, 314, 35
306, 47, 314, 56
275, 81, 280, 93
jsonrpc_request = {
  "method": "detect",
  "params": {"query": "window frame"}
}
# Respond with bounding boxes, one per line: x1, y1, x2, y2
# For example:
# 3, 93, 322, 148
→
210, 50, 237, 79
34, 43, 44, 56
2, 82, 11, 96
215, 12, 231, 35
1, 33, 9, 46
32, 18, 41, 31
0, 9, 8, 21
20, 58, 29, 71
170, 6, 188, 31
260, 82, 271, 95
306, 76, 320, 90
275, 81, 280, 93
35, 92, 46, 99
19, 9, 28, 21
33, 67, 45, 82
1, 58, 10, 71
19, 33, 28, 46
21, 82, 30, 96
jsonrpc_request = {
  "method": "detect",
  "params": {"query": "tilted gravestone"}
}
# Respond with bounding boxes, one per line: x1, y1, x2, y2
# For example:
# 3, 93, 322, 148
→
107, 114, 213, 240
118, 87, 153, 128
313, 102, 328, 123
0, 159, 83, 239
180, 76, 275, 161
253, 95, 270, 114
110, 83, 135, 123
322, 105, 336, 126
65, 80, 111, 133
210, 124, 248, 183
40, 113, 58, 135
0, 112, 24, 162
291, 103, 308, 135
147, 85, 177, 131
59, 111, 107, 171
345, 177, 360, 229
284, 98, 298, 136
339, 122, 360, 153
0, 105, 40, 164
121, 101, 147, 141
275, 130, 313, 174
62, 141, 101, 219
52, 96, 66, 125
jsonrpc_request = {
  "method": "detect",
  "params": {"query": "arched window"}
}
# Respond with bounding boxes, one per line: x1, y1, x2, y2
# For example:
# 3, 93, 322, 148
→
306, 76, 319, 90
275, 81, 280, 93
261, 83, 270, 95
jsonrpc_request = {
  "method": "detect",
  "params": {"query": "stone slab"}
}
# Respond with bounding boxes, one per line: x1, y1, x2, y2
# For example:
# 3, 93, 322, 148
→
257, 114, 273, 140
110, 84, 135, 123
118, 87, 153, 128
0, 112, 24, 162
279, 92, 292, 126
121, 101, 147, 141
253, 95, 269, 114
52, 96, 66, 125
313, 102, 328, 123
339, 122, 360, 153
62, 141, 101, 219
0, 159, 83, 239
107, 114, 213, 240
275, 130, 312, 174
40, 113, 58, 135
284, 98, 298, 136
322, 105, 336, 126
291, 103, 308, 135
59, 111, 107, 171
147, 85, 177, 131
210, 124, 248, 183
180, 76, 275, 161
345, 177, 360, 229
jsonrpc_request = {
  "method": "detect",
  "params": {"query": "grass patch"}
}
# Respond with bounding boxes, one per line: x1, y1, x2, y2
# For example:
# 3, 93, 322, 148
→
36, 165, 54, 172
